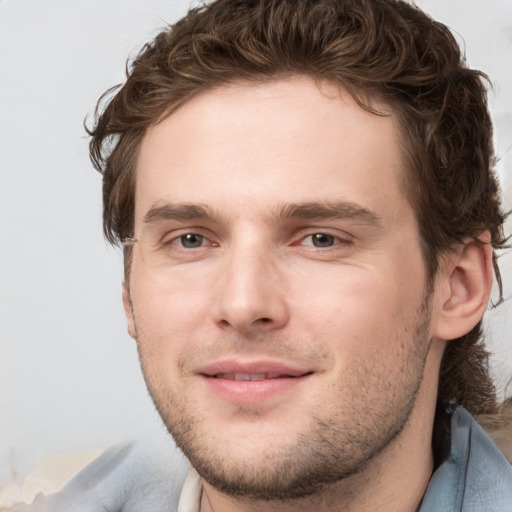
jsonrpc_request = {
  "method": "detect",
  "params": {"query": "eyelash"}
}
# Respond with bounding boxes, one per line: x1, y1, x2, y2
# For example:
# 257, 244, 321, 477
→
165, 233, 217, 249
296, 232, 352, 249
163, 231, 352, 251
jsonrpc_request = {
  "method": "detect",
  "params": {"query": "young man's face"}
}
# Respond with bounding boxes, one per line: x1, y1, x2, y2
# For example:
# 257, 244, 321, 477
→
125, 77, 443, 499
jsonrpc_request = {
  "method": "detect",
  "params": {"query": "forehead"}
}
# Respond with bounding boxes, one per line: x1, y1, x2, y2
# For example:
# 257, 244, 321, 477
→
134, 77, 407, 226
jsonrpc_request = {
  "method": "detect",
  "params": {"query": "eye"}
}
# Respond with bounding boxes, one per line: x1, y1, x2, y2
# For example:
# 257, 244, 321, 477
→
301, 232, 349, 248
174, 233, 207, 248
310, 233, 336, 247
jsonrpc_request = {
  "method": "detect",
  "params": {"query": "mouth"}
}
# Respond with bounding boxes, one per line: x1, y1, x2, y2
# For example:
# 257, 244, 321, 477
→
198, 361, 314, 404
211, 372, 302, 381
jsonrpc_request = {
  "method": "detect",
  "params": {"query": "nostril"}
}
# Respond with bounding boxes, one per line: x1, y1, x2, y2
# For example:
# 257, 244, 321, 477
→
259, 318, 272, 323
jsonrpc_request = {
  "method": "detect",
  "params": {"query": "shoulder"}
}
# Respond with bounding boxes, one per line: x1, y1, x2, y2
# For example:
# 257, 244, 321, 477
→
421, 407, 512, 512
8, 439, 189, 512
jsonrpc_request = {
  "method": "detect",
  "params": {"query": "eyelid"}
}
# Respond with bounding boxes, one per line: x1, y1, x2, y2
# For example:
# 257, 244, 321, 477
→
160, 228, 219, 248
171, 234, 205, 248
291, 228, 354, 247
152, 225, 354, 249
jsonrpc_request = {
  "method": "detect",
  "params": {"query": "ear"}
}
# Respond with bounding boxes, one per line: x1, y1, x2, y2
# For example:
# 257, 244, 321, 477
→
122, 283, 138, 340
431, 232, 493, 341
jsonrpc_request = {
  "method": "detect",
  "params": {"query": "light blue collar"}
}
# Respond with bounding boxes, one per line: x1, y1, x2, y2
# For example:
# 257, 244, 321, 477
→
420, 407, 512, 511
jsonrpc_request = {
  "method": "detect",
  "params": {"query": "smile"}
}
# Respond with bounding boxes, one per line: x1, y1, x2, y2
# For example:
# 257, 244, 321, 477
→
199, 362, 314, 404
213, 373, 291, 381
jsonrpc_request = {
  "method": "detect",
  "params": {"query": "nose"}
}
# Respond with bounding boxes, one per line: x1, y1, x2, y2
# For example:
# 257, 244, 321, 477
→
212, 244, 289, 334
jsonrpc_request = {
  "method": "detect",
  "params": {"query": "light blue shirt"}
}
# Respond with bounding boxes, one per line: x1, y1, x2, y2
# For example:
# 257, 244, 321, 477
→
420, 407, 512, 511
15, 407, 512, 511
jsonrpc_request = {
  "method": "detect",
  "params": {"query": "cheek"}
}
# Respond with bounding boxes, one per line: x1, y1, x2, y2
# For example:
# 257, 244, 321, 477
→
291, 261, 425, 350
292, 266, 406, 319
130, 270, 210, 353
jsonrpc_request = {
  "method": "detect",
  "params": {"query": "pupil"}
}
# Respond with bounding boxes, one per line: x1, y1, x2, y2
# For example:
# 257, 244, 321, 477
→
312, 233, 334, 247
181, 234, 203, 248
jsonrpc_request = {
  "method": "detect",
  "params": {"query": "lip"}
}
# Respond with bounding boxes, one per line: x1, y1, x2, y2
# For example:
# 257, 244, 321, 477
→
197, 360, 314, 404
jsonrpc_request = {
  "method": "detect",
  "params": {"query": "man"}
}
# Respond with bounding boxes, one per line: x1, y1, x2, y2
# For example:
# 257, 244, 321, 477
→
15, 0, 511, 510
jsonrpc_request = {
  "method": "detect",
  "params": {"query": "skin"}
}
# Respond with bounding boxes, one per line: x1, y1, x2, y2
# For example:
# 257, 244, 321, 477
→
123, 76, 492, 512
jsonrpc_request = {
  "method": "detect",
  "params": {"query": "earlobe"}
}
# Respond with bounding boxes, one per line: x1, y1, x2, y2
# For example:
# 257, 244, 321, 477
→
432, 232, 493, 341
122, 283, 138, 340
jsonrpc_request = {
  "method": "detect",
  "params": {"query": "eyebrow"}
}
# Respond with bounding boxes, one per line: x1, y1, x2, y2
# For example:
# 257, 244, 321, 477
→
142, 200, 382, 227
276, 201, 382, 227
143, 203, 224, 225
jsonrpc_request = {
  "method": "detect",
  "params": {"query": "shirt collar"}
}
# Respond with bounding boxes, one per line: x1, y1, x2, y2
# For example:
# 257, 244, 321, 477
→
177, 466, 202, 512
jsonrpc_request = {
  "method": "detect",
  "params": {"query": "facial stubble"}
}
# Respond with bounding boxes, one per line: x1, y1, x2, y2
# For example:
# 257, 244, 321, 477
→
134, 297, 433, 501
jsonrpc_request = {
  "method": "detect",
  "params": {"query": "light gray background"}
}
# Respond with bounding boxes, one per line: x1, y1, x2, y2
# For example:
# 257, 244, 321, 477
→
1, 0, 511, 484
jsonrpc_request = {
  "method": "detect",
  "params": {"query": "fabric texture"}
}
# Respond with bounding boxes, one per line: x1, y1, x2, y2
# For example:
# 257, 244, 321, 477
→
12, 407, 512, 511
420, 407, 512, 511
10, 439, 189, 512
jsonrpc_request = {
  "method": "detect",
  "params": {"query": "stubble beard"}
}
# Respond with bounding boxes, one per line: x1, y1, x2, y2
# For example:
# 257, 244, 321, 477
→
135, 298, 432, 501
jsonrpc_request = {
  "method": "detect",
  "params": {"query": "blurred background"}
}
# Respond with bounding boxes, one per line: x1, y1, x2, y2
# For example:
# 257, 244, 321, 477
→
1, 0, 511, 492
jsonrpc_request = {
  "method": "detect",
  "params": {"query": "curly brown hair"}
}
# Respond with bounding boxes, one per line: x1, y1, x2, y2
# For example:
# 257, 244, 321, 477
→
87, 0, 508, 416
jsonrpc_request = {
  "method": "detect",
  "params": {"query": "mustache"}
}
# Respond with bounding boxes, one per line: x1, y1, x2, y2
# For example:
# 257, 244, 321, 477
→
175, 335, 334, 372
